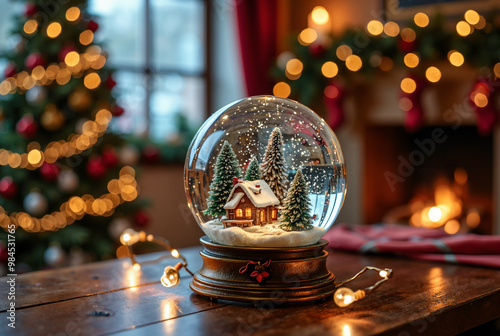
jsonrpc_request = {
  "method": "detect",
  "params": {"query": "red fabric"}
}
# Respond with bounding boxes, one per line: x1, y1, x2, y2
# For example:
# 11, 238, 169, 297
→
235, 0, 278, 96
324, 224, 500, 268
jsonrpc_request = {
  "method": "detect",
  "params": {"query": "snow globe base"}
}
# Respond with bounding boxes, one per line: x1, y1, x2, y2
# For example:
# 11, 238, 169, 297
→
190, 236, 336, 303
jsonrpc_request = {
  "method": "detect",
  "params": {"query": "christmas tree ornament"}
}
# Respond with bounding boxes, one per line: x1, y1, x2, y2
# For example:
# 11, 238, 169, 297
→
105, 75, 117, 89
141, 145, 160, 164
26, 86, 47, 105
324, 81, 346, 130
16, 114, 38, 138
25, 52, 45, 70
133, 210, 150, 228
119, 145, 140, 165
401, 75, 426, 132
4, 63, 16, 78
185, 96, 347, 302
309, 43, 327, 58
0, 177, 17, 199
24, 191, 48, 216
68, 88, 92, 112
112, 105, 125, 117
44, 243, 66, 267
101, 146, 118, 168
41, 106, 65, 131
0, 241, 7, 263
58, 169, 79, 193
24, 3, 38, 16
86, 156, 106, 179
87, 20, 99, 32
40, 162, 61, 182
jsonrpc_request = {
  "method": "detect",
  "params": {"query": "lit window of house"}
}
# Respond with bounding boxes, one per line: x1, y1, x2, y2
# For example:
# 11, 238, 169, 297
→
245, 207, 252, 219
236, 209, 243, 218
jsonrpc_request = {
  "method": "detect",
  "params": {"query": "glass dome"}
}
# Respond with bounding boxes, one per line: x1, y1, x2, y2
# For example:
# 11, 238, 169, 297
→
184, 96, 346, 247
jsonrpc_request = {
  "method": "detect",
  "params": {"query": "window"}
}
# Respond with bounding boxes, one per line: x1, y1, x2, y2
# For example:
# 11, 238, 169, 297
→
271, 209, 277, 220
236, 209, 243, 219
245, 207, 252, 219
88, 0, 208, 141
260, 210, 265, 222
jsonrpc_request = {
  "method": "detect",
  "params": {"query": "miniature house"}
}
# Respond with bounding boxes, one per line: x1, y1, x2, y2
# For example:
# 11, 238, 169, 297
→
222, 178, 280, 228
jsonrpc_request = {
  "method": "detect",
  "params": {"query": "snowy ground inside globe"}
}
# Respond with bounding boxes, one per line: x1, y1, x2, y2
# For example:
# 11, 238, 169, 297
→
201, 220, 326, 247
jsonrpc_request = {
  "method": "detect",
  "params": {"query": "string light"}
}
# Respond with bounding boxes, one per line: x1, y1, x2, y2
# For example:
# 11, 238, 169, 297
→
286, 59, 303, 76
273, 82, 291, 98
473, 93, 488, 107
336, 45, 352, 61
425, 66, 441, 83
23, 20, 38, 35
384, 22, 400, 37
456, 21, 471, 36
0, 109, 112, 169
475, 16, 486, 29
404, 53, 419, 68
334, 266, 393, 307
400, 77, 416, 94
400, 28, 416, 42
464, 10, 480, 25
311, 6, 329, 25
321, 61, 338, 78
46, 22, 62, 38
84, 72, 101, 89
65, 51, 80, 67
298, 28, 317, 45
414, 13, 429, 28
345, 55, 362, 72
65, 7, 81, 22
366, 20, 383, 36
448, 51, 464, 67
0, 166, 139, 233
79, 30, 94, 45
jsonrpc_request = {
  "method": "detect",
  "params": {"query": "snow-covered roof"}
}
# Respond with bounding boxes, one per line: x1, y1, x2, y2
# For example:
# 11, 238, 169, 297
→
224, 192, 244, 209
225, 180, 280, 209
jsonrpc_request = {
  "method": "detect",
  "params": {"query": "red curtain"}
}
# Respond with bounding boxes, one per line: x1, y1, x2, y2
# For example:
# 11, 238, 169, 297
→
235, 0, 278, 96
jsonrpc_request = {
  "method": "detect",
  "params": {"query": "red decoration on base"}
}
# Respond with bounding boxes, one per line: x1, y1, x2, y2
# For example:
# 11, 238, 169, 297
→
86, 157, 107, 179
87, 20, 99, 32
101, 147, 118, 168
239, 260, 271, 283
468, 79, 498, 135
0, 177, 17, 199
324, 82, 345, 130
133, 210, 150, 228
16, 115, 38, 138
25, 52, 45, 70
4, 63, 16, 78
40, 162, 60, 182
309, 43, 326, 58
142, 145, 160, 164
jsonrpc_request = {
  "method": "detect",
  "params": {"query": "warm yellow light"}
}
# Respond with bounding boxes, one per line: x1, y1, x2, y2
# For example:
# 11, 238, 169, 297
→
464, 10, 480, 25
384, 22, 400, 37
273, 82, 291, 98
454, 168, 468, 185
31, 66, 45, 80
69, 197, 85, 213
27, 149, 43, 165
345, 55, 362, 72
336, 45, 352, 61
414, 12, 429, 27
366, 20, 383, 36
171, 249, 180, 258
66, 7, 81, 22
474, 93, 488, 107
311, 6, 329, 25
286, 58, 303, 76
401, 28, 416, 42
399, 97, 413, 111
428, 206, 443, 223
425, 66, 441, 83
132, 263, 141, 271
404, 53, 419, 68
401, 78, 417, 94
466, 210, 480, 228
334, 287, 358, 307
84, 73, 101, 89
456, 21, 471, 36
46, 22, 62, 38
161, 265, 181, 287
122, 233, 131, 242
64, 51, 80, 67
475, 16, 486, 29
444, 220, 460, 234
379, 270, 388, 278
298, 28, 317, 45
493, 63, 500, 78
23, 20, 38, 35
79, 30, 94, 46
321, 61, 338, 78
448, 51, 464, 67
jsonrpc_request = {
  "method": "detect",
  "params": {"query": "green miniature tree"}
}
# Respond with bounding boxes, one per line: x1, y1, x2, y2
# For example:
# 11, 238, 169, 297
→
204, 141, 241, 218
260, 127, 287, 204
244, 156, 261, 181
280, 169, 313, 231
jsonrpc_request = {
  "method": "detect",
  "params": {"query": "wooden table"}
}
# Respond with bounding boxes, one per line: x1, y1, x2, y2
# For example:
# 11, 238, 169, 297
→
1, 245, 500, 336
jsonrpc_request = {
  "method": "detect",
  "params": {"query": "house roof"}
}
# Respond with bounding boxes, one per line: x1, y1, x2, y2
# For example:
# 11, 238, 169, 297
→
224, 180, 280, 209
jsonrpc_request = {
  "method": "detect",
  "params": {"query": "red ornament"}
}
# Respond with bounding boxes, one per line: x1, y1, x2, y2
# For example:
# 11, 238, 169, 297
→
398, 39, 417, 54
4, 63, 16, 78
309, 43, 326, 58
324, 81, 345, 130
142, 145, 160, 164
58, 46, 76, 63
112, 105, 125, 117
16, 115, 38, 138
105, 75, 117, 89
40, 162, 60, 182
87, 20, 99, 32
0, 177, 17, 199
133, 210, 150, 228
401, 75, 426, 132
24, 3, 38, 17
101, 148, 118, 168
86, 157, 107, 179
468, 79, 498, 135
25, 52, 45, 70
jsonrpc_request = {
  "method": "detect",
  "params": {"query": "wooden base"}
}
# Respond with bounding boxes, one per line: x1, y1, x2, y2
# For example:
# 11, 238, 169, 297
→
190, 236, 336, 303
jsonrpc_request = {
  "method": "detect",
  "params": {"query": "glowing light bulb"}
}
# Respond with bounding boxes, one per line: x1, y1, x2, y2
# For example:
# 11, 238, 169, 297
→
120, 228, 140, 246
171, 249, 179, 258
464, 10, 480, 25
428, 206, 443, 222
366, 20, 383, 36
448, 51, 464, 67
66, 7, 81, 22
414, 13, 429, 27
400, 77, 416, 94
46, 22, 62, 38
425, 66, 441, 83
273, 82, 291, 98
132, 263, 141, 271
321, 61, 338, 78
298, 28, 317, 45
311, 6, 329, 25
334, 287, 358, 307
161, 263, 182, 287
379, 270, 388, 278
456, 21, 471, 36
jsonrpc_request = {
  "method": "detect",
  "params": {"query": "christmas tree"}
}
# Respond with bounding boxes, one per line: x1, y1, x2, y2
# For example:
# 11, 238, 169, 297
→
0, 0, 145, 271
280, 169, 313, 231
260, 127, 287, 204
244, 156, 261, 181
204, 141, 241, 218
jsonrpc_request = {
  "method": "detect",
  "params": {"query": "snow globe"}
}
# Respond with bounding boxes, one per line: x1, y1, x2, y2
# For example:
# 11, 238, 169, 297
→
185, 95, 346, 302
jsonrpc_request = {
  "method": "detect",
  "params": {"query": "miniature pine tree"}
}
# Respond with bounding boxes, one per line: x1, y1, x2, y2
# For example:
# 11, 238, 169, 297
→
260, 127, 287, 204
279, 169, 313, 231
204, 141, 241, 218
244, 156, 261, 181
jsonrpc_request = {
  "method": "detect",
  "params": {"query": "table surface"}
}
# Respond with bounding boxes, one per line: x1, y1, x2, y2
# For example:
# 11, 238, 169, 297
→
1, 244, 500, 336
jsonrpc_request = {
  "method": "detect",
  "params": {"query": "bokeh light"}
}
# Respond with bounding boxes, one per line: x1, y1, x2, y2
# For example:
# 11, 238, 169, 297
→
345, 55, 362, 71
414, 13, 429, 27
456, 21, 471, 36
425, 66, 441, 82
464, 10, 480, 25
400, 77, 417, 94
404, 53, 419, 68
298, 28, 317, 45
321, 61, 338, 78
46, 22, 62, 38
366, 20, 383, 36
448, 51, 464, 67
273, 82, 291, 98
311, 6, 329, 25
